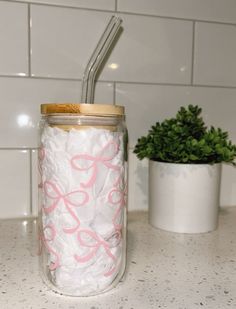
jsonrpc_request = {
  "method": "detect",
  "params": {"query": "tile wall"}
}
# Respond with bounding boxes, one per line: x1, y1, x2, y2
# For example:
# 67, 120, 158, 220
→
0, 0, 236, 217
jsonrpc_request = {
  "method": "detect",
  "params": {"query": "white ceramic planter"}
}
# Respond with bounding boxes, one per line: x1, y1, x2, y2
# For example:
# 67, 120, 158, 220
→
149, 161, 222, 233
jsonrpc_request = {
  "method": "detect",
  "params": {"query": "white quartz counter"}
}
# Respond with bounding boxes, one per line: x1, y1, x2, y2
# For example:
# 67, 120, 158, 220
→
0, 209, 236, 309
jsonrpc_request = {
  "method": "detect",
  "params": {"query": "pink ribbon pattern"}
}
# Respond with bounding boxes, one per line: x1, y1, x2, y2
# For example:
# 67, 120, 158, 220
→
42, 180, 89, 234
71, 141, 121, 188
74, 229, 118, 277
39, 138, 126, 277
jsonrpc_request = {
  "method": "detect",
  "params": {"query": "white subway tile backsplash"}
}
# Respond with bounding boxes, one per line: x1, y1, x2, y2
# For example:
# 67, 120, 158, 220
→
15, 0, 115, 10
31, 6, 111, 79
0, 77, 78, 148
31, 5, 192, 84
94, 82, 114, 104
100, 14, 192, 84
0, 77, 113, 148
0, 2, 28, 76
0, 150, 30, 218
194, 22, 236, 87
118, 0, 236, 24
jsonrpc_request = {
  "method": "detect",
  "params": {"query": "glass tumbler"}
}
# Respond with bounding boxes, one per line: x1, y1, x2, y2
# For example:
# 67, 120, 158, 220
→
38, 103, 128, 296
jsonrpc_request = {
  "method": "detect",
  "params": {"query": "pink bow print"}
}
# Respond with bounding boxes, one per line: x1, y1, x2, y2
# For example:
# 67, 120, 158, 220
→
108, 188, 126, 231
71, 141, 120, 188
39, 223, 60, 271
42, 180, 89, 234
74, 229, 117, 277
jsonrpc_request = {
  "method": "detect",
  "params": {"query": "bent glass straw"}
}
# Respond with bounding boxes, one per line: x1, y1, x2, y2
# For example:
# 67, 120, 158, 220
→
81, 16, 122, 104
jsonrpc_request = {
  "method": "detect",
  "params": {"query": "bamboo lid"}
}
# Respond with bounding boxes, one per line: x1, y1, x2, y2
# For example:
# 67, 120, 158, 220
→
41, 103, 124, 116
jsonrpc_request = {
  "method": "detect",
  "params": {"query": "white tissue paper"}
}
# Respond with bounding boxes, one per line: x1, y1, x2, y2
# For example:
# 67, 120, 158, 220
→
39, 126, 126, 295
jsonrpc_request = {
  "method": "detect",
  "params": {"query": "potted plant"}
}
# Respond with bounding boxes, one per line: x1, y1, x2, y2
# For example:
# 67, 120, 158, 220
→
134, 105, 236, 233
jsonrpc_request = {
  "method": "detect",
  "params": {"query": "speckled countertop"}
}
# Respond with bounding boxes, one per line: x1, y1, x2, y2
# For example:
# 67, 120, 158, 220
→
0, 208, 236, 309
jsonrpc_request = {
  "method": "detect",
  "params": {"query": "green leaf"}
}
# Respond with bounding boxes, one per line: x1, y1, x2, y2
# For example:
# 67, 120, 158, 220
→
189, 154, 198, 161
133, 104, 236, 164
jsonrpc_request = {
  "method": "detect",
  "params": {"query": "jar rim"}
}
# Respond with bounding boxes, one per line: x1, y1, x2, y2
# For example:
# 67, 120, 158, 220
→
41, 103, 125, 116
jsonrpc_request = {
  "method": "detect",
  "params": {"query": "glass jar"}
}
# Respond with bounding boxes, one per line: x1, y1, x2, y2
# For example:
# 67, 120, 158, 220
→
38, 103, 128, 296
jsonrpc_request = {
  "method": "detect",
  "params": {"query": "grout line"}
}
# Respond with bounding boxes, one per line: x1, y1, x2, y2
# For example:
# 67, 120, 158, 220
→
0, 74, 82, 81
113, 82, 116, 104
29, 149, 33, 215
115, 0, 118, 12
27, 4, 31, 76
114, 81, 236, 89
187, 83, 236, 89
2, 0, 236, 27
191, 21, 196, 85
0, 74, 236, 89
116, 10, 236, 26
114, 80, 176, 86
0, 74, 118, 85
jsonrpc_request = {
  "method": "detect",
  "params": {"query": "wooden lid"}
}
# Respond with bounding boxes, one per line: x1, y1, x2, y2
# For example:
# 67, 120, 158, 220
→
41, 103, 124, 116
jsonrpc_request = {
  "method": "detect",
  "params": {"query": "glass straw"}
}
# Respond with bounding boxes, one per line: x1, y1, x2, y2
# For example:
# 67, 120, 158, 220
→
81, 16, 122, 104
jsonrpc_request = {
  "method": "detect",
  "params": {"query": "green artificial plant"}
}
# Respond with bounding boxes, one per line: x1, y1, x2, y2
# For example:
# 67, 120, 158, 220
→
134, 105, 236, 164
